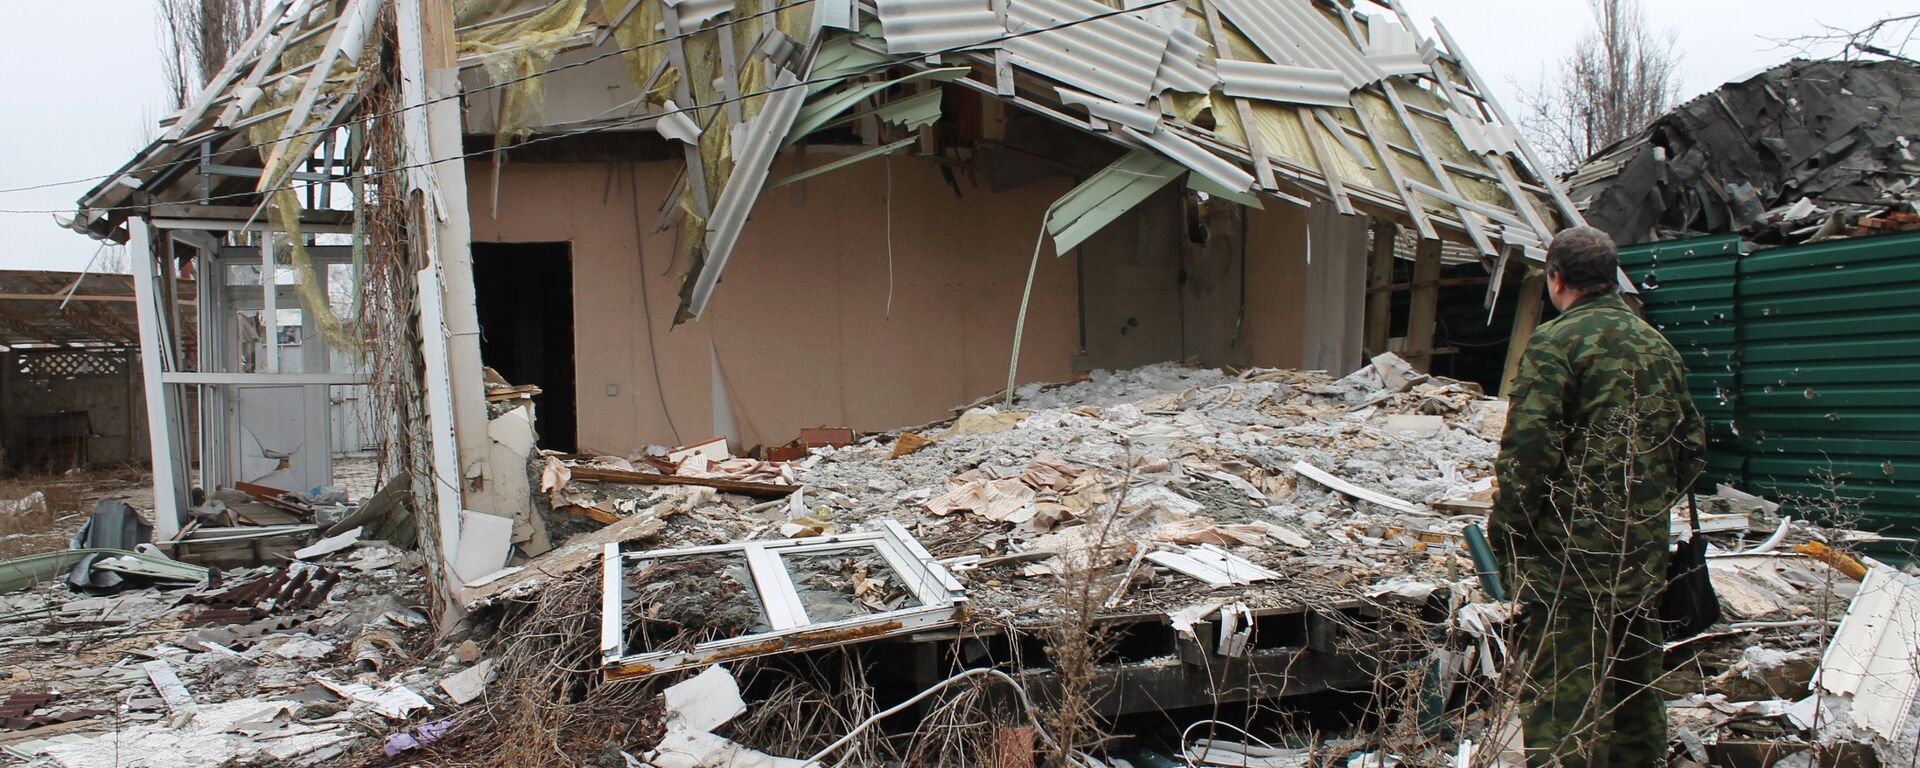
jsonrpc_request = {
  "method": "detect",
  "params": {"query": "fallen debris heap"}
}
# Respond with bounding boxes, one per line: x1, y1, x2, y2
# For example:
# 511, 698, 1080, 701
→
2, 360, 1914, 766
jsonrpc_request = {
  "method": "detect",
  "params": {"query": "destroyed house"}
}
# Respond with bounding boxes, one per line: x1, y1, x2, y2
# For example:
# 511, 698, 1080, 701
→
23, 8, 1920, 763
60, 0, 1589, 721
68, 0, 1574, 553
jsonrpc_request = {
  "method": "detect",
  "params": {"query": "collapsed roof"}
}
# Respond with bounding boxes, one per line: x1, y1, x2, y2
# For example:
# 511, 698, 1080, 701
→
1568, 58, 1920, 246
70, 0, 1573, 320
0, 271, 191, 349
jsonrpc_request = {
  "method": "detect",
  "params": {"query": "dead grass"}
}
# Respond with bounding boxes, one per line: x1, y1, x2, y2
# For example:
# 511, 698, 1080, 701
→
0, 473, 84, 559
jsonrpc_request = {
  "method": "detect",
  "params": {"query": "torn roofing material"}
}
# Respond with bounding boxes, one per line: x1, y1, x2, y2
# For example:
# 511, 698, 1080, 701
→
70, 0, 1572, 323
1568, 58, 1920, 246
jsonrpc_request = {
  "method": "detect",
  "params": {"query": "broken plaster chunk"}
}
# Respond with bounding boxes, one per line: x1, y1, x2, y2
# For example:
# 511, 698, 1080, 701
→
1370, 352, 1428, 393
487, 407, 536, 457
438, 658, 496, 706
452, 510, 516, 584
948, 407, 1029, 436
1382, 414, 1445, 438
664, 665, 747, 731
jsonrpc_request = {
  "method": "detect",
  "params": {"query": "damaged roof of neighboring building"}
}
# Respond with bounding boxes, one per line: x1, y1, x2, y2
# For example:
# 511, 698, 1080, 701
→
69, 0, 1574, 320
0, 270, 193, 349
1567, 58, 1920, 246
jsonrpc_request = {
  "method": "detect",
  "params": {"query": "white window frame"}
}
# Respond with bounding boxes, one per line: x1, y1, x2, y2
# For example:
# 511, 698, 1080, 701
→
601, 520, 966, 680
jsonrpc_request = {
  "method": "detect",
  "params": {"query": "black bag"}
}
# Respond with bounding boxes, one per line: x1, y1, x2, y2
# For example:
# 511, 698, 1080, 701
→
1661, 493, 1721, 640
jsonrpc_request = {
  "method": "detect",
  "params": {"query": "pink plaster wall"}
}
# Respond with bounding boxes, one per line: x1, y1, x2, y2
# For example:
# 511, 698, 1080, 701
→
1244, 201, 1312, 369
467, 155, 1324, 455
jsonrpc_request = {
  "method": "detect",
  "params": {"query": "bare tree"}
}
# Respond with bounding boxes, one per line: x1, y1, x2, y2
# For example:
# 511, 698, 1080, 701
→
1777, 13, 1920, 64
157, 0, 267, 108
1517, 0, 1681, 175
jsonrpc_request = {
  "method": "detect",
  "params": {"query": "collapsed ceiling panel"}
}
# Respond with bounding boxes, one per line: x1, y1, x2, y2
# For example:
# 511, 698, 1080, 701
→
72, 0, 1576, 323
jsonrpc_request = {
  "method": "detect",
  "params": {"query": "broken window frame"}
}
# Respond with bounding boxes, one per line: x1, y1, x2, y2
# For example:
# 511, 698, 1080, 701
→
601, 520, 965, 679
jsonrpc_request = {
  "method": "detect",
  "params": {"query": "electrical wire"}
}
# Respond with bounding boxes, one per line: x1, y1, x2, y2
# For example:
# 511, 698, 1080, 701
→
2, 0, 1183, 218
0, 0, 1180, 201
0, 0, 821, 196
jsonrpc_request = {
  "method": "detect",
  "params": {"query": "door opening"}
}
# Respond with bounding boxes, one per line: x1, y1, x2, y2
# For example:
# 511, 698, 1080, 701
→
472, 242, 578, 452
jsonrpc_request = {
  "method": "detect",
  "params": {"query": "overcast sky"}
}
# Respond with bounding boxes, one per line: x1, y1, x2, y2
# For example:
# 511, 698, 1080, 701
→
0, 1, 1907, 272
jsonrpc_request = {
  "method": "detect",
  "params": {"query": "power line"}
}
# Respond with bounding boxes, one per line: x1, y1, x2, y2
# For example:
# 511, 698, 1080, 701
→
0, 0, 817, 196
0, 0, 1185, 218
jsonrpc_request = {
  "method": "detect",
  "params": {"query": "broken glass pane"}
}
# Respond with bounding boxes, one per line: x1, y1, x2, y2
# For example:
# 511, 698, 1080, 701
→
784, 550, 913, 622
624, 555, 769, 654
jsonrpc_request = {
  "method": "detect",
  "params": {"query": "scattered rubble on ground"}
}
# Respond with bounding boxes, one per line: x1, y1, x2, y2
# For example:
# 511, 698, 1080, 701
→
1, 361, 1914, 766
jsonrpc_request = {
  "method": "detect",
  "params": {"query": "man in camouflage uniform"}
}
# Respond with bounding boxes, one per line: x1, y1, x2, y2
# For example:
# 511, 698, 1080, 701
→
1491, 227, 1707, 767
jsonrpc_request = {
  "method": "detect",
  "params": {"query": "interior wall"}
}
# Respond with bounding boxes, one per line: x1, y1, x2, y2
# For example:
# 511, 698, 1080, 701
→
468, 154, 1083, 454
1301, 203, 1370, 376
1078, 185, 1186, 371
468, 153, 1361, 455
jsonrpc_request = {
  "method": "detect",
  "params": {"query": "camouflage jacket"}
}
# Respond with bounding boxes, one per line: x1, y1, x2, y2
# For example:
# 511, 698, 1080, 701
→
1491, 292, 1707, 606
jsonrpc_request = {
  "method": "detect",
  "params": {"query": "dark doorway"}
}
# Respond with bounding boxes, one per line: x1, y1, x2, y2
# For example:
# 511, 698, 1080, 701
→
472, 242, 577, 452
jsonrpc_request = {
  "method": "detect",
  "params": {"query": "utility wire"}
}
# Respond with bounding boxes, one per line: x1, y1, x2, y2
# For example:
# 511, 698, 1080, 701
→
0, 0, 819, 196
0, 0, 1184, 217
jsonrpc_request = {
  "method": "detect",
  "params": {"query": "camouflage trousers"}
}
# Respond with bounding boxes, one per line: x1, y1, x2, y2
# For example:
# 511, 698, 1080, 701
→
1517, 600, 1667, 768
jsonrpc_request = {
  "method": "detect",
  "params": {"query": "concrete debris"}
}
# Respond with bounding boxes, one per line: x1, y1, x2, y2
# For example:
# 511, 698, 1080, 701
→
1, 492, 48, 519
646, 666, 815, 768
313, 677, 430, 720
438, 658, 496, 706
3, 360, 1903, 767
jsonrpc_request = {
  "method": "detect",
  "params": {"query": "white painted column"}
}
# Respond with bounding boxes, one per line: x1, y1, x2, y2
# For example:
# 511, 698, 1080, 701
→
128, 219, 187, 539
397, 0, 465, 567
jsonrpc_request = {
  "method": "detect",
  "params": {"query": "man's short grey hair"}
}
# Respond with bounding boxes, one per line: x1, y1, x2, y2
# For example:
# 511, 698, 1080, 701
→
1546, 226, 1619, 296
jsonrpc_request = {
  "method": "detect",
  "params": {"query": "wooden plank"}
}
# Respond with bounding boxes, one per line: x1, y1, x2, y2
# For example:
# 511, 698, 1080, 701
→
1364, 220, 1396, 357
1198, 0, 1277, 191
1429, 20, 1584, 226
1404, 238, 1444, 371
569, 466, 799, 499
1376, 79, 1497, 257
1296, 106, 1354, 215
1366, 275, 1492, 295
1291, 461, 1420, 515
142, 660, 197, 714
1499, 268, 1547, 397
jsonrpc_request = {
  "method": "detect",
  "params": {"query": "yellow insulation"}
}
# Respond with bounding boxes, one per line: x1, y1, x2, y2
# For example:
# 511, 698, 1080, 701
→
457, 0, 590, 147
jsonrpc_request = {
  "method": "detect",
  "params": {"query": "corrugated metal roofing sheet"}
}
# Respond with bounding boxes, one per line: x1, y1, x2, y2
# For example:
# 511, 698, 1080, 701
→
1211, 0, 1378, 88
1046, 151, 1184, 253
1123, 124, 1255, 193
686, 70, 811, 318
873, 0, 1003, 54
1737, 231, 1920, 531
1057, 88, 1162, 130
1003, 0, 1171, 105
1216, 60, 1349, 107
1362, 21, 1429, 78
1618, 236, 1746, 488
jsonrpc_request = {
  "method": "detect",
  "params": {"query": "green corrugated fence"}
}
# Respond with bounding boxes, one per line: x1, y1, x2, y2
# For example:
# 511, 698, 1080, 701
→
1619, 231, 1920, 534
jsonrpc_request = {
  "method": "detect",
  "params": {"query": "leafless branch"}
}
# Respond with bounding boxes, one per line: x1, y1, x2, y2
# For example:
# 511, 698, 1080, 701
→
1515, 0, 1682, 175
1770, 13, 1920, 65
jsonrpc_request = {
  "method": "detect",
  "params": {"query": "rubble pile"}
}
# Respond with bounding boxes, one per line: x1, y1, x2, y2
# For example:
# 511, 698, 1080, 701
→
0, 361, 1912, 767
0, 542, 452, 767
550, 360, 1510, 625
